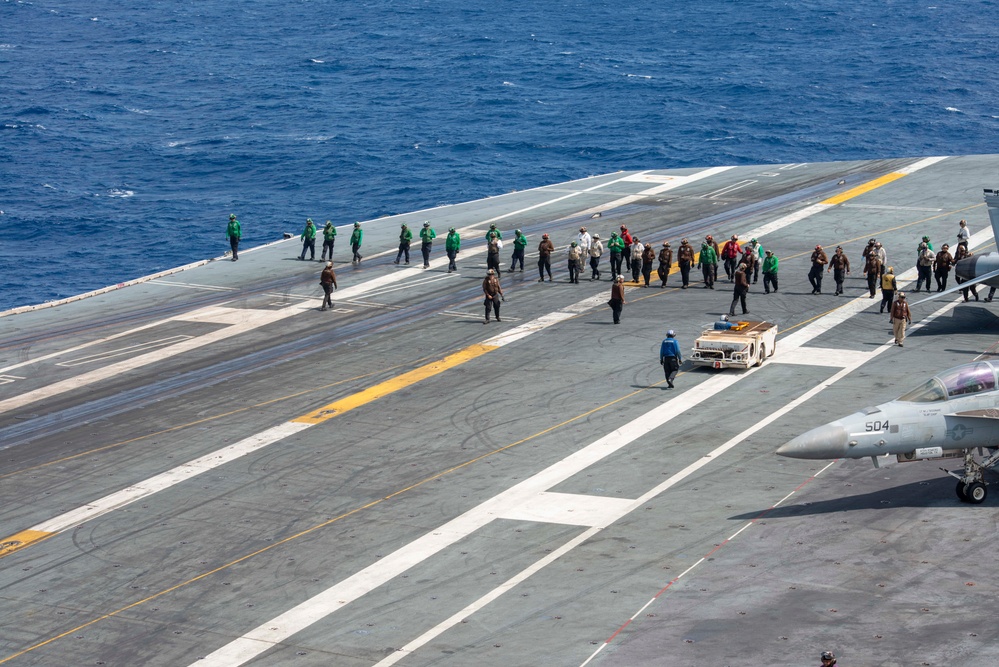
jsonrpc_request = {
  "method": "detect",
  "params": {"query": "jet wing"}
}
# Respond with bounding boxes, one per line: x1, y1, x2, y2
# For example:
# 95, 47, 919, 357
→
912, 268, 999, 305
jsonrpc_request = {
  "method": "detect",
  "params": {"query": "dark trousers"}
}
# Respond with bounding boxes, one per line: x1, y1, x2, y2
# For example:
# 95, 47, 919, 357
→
833, 268, 846, 294
679, 261, 691, 287
730, 286, 748, 315
511, 247, 525, 271
351, 242, 362, 262
763, 272, 777, 293
631, 259, 641, 283
957, 276, 979, 301
421, 242, 432, 266
808, 266, 823, 292
642, 260, 653, 286
484, 296, 500, 321
916, 264, 932, 291
538, 256, 552, 280
487, 252, 501, 273
447, 248, 458, 271
229, 236, 239, 260
300, 238, 315, 260
609, 251, 623, 278
321, 283, 333, 309
935, 269, 949, 291
395, 242, 410, 263
624, 245, 632, 272
752, 262, 760, 283
880, 289, 894, 313
663, 356, 680, 383
322, 238, 335, 260
724, 257, 738, 281
610, 299, 623, 324
658, 264, 670, 286
590, 255, 601, 279
701, 264, 714, 288
568, 261, 579, 283
867, 273, 878, 297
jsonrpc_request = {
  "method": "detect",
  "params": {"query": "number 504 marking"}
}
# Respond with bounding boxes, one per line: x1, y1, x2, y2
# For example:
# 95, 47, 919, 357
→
865, 420, 889, 432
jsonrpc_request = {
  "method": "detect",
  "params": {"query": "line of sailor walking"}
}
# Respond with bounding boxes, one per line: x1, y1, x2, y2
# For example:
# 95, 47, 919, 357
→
226, 214, 971, 347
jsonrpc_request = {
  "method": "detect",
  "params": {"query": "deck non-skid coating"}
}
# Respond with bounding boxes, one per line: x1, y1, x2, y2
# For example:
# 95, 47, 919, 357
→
2, 157, 999, 667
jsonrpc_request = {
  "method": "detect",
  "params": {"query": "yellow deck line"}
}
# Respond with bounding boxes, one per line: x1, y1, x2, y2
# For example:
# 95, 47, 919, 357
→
0, 530, 55, 557
292, 343, 498, 424
821, 171, 907, 205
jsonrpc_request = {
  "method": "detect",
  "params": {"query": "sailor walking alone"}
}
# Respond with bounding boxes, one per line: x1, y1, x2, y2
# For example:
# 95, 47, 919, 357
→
729, 264, 750, 316
350, 222, 363, 263
319, 261, 338, 311
609, 275, 626, 324
659, 330, 682, 389
890, 292, 911, 346
226, 213, 241, 261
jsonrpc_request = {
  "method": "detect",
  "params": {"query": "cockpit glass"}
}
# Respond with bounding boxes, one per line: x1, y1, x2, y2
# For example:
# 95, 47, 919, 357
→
897, 378, 947, 402
899, 364, 997, 402
939, 363, 996, 397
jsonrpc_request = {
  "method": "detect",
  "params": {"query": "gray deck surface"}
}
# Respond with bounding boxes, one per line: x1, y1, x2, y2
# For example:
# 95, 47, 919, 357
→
2, 156, 998, 667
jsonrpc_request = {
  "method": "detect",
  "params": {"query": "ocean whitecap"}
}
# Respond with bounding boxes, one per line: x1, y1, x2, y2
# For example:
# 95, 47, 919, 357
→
945, 107, 961, 112
107, 188, 135, 198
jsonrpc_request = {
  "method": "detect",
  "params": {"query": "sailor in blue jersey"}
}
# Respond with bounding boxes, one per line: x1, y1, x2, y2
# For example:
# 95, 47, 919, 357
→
659, 330, 682, 388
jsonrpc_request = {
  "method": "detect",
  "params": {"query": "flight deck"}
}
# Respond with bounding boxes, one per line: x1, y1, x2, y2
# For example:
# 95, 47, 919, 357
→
2, 156, 999, 666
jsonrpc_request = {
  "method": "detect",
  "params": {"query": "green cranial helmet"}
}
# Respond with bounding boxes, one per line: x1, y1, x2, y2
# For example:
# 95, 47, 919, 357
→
307, 218, 313, 224
229, 213, 236, 220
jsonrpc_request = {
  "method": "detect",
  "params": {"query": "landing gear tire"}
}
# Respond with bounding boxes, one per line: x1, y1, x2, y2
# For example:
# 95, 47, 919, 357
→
756, 344, 766, 367
956, 480, 968, 502
964, 481, 987, 504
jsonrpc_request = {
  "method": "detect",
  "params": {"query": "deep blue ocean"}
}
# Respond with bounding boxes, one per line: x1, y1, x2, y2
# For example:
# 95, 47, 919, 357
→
2, 0, 998, 310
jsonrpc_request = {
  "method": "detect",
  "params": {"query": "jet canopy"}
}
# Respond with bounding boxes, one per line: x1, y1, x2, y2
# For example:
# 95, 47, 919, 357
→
897, 361, 998, 403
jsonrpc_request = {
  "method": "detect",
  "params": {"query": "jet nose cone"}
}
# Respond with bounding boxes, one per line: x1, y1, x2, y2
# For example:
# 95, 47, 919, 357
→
776, 424, 850, 459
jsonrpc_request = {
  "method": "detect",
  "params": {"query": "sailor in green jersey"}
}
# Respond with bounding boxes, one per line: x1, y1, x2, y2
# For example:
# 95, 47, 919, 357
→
508, 229, 527, 272
762, 249, 779, 294
607, 232, 625, 280
485, 223, 503, 241
226, 213, 241, 261
395, 224, 413, 264
419, 221, 436, 268
445, 227, 461, 273
299, 218, 317, 261
698, 241, 717, 289
350, 222, 363, 263
321, 221, 337, 262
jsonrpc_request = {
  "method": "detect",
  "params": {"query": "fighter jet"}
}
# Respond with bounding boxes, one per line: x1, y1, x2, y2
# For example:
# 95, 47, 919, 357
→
914, 188, 999, 304
776, 360, 999, 504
